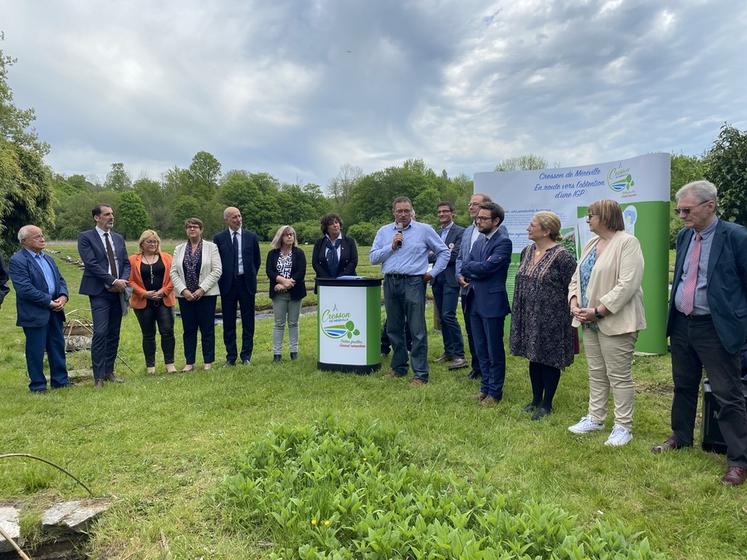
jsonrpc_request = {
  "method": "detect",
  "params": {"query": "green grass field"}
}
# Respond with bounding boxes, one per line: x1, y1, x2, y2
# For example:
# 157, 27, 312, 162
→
0, 242, 744, 559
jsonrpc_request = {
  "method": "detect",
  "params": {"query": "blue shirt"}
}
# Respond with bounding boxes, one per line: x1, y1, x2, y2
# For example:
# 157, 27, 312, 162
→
26, 249, 56, 300
674, 217, 718, 315
370, 221, 449, 276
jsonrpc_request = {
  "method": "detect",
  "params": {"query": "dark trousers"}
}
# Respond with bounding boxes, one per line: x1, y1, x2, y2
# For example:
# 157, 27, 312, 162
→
528, 361, 561, 410
383, 275, 428, 380
179, 296, 217, 365
220, 278, 256, 363
89, 292, 123, 380
470, 312, 506, 399
23, 312, 69, 391
380, 317, 411, 354
461, 290, 481, 374
670, 311, 747, 467
133, 303, 176, 366
432, 281, 465, 358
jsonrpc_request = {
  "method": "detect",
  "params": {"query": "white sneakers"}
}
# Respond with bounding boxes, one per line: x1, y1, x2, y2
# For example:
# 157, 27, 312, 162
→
604, 424, 633, 447
568, 417, 633, 447
568, 416, 604, 434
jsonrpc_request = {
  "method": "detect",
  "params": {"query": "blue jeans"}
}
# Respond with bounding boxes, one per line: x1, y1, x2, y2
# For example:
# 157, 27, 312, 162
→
432, 281, 464, 358
384, 275, 428, 381
272, 292, 301, 354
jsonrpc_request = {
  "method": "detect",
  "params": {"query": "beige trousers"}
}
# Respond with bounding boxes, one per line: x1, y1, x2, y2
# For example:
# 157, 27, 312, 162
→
583, 329, 637, 430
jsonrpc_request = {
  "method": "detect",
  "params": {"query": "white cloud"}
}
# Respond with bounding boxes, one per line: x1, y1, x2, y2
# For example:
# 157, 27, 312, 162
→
1, 0, 746, 185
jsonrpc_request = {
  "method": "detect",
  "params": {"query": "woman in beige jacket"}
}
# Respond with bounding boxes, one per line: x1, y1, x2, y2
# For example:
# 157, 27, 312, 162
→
170, 218, 222, 371
567, 200, 645, 446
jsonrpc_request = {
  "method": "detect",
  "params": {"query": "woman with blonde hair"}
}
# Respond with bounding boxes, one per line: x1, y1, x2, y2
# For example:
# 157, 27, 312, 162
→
170, 218, 222, 371
266, 225, 307, 362
510, 211, 576, 420
567, 200, 646, 446
129, 230, 177, 373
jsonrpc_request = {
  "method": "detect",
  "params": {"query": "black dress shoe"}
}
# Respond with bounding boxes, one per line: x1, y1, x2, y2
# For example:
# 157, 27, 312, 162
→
467, 370, 481, 380
651, 435, 687, 454
273, 355, 282, 363
531, 407, 552, 421
290, 352, 298, 360
522, 402, 538, 413
104, 373, 124, 383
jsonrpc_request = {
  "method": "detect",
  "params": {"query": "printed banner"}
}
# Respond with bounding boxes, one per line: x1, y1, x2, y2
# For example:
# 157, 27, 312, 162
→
475, 153, 671, 354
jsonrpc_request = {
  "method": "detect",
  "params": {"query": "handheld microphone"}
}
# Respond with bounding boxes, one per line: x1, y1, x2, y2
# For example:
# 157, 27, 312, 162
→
395, 222, 403, 247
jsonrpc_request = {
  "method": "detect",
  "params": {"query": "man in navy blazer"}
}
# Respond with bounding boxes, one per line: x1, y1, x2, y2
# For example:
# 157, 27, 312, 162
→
430, 201, 467, 370
9, 225, 70, 392
653, 180, 747, 486
461, 202, 512, 405
455, 193, 492, 379
213, 207, 261, 365
78, 204, 130, 388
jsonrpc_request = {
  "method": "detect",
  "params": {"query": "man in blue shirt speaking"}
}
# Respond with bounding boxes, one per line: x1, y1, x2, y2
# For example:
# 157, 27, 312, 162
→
370, 196, 449, 386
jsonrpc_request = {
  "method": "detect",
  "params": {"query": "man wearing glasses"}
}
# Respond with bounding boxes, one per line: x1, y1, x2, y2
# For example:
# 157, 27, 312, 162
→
460, 202, 512, 406
370, 197, 449, 386
652, 180, 747, 486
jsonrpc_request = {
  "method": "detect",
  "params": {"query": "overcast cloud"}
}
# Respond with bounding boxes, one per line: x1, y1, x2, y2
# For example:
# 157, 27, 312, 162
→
2, 0, 746, 187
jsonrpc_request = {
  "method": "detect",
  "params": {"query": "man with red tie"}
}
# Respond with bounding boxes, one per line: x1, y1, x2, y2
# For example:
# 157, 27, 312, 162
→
652, 181, 747, 486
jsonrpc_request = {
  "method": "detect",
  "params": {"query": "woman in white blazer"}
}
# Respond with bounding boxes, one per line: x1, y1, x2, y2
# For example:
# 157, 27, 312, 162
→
567, 199, 646, 446
170, 217, 222, 371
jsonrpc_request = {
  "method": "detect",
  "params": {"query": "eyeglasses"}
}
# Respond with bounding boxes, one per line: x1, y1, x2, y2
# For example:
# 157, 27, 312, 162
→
675, 200, 712, 216
186, 225, 201, 229
475, 215, 494, 222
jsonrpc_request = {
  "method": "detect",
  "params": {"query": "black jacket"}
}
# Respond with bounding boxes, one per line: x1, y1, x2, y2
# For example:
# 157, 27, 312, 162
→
266, 247, 307, 301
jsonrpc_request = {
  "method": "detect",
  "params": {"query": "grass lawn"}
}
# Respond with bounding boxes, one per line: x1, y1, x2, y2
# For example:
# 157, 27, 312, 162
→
0, 242, 744, 559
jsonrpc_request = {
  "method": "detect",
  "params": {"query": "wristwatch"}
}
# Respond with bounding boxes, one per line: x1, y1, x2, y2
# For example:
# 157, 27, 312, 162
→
594, 307, 604, 319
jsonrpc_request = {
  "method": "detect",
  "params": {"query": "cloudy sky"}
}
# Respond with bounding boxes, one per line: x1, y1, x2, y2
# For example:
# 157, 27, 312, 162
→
2, 0, 746, 188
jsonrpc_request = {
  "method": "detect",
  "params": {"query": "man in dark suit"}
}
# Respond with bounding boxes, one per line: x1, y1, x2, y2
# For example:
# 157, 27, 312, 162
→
213, 207, 261, 365
652, 180, 747, 486
460, 202, 512, 406
78, 204, 130, 388
0, 254, 9, 309
9, 225, 70, 392
430, 201, 467, 370
455, 192, 492, 379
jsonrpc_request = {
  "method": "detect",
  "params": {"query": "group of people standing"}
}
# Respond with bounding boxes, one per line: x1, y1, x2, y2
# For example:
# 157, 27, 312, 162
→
370, 181, 746, 485
2, 178, 745, 486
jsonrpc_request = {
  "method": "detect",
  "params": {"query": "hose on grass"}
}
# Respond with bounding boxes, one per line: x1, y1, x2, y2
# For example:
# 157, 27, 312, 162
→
0, 453, 94, 497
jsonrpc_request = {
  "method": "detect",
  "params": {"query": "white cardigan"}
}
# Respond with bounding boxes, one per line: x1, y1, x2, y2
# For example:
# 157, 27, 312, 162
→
170, 240, 222, 298
568, 230, 646, 336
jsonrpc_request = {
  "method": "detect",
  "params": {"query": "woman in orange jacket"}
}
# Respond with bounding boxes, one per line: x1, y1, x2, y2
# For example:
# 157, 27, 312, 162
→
129, 230, 177, 373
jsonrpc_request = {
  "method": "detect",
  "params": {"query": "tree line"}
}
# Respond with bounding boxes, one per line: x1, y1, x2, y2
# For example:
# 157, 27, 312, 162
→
2, 37, 746, 256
